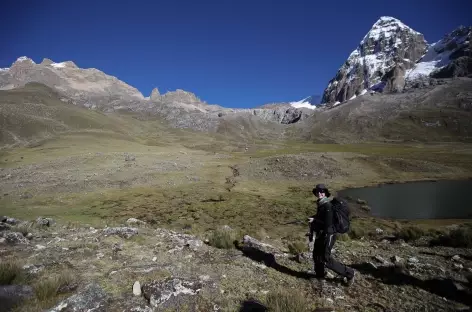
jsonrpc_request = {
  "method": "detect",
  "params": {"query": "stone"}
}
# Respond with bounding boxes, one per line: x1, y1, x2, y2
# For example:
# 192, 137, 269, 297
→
375, 228, 384, 235
36, 217, 55, 227
20, 192, 33, 199
35, 244, 46, 250
152, 257, 157, 262
374, 255, 388, 265
454, 263, 464, 270
142, 278, 203, 308
133, 281, 142, 296
452, 255, 461, 262
242, 235, 280, 255
0, 237, 6, 245
408, 257, 419, 264
102, 227, 138, 239
4, 217, 20, 225
126, 218, 146, 225
0, 285, 34, 311
26, 233, 33, 239
391, 255, 404, 264
125, 154, 136, 161
23, 264, 44, 275
3, 232, 29, 245
0, 222, 11, 231
47, 283, 107, 312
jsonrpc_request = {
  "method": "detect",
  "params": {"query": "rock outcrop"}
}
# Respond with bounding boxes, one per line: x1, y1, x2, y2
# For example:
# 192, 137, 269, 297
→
47, 283, 108, 312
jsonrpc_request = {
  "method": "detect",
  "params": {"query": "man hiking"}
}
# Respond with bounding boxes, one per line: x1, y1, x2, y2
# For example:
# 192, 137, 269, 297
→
308, 184, 355, 285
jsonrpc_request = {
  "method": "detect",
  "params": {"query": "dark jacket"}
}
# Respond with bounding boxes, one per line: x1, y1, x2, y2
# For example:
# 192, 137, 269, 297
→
309, 197, 334, 237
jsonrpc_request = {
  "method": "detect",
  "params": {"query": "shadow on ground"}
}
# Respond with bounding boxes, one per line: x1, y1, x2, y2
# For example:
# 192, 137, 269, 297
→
238, 299, 268, 312
351, 262, 472, 307
235, 243, 314, 280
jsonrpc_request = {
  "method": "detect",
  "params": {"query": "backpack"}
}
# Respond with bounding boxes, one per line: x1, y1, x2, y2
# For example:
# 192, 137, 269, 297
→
331, 197, 350, 234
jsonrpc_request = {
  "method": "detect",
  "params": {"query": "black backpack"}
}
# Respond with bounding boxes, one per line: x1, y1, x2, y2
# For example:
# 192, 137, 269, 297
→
331, 197, 350, 234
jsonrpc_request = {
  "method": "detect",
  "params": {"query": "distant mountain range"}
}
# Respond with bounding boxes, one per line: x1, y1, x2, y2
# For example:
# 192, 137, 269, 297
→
0, 16, 471, 144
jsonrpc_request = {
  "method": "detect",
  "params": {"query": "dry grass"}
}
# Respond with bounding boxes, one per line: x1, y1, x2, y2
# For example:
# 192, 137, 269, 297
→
287, 241, 308, 255
0, 258, 23, 284
431, 225, 472, 248
208, 227, 237, 249
33, 271, 76, 302
264, 289, 312, 312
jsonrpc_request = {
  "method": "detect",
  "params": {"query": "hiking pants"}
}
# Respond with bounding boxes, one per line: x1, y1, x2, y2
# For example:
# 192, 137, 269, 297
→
313, 233, 354, 279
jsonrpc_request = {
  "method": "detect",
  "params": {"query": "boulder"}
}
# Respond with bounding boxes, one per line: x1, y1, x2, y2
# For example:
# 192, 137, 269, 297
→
391, 255, 404, 265
36, 217, 55, 227
142, 278, 203, 308
2, 217, 20, 225
242, 235, 280, 255
0, 285, 34, 312
126, 218, 146, 226
0, 222, 11, 231
47, 283, 108, 312
2, 232, 29, 245
102, 227, 138, 239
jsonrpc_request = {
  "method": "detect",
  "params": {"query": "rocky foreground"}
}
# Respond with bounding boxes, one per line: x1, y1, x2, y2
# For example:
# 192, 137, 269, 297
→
0, 216, 471, 312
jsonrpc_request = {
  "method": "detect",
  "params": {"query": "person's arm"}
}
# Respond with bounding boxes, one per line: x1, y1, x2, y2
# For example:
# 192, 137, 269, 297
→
323, 202, 333, 233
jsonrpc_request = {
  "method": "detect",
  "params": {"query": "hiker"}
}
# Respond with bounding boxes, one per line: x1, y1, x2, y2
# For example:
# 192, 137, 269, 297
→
308, 183, 355, 284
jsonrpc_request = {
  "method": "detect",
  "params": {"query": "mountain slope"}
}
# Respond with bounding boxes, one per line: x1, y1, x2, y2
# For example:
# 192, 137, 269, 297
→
309, 78, 472, 143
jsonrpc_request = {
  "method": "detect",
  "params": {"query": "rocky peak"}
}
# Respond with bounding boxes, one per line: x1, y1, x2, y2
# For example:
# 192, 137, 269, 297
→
149, 87, 161, 101
161, 89, 201, 104
322, 16, 427, 103
12, 56, 36, 66
40, 58, 54, 66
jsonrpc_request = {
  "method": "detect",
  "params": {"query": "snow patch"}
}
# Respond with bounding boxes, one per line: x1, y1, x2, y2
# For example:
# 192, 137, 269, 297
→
51, 62, 66, 68
0, 68, 9, 71
290, 98, 317, 110
16, 56, 35, 64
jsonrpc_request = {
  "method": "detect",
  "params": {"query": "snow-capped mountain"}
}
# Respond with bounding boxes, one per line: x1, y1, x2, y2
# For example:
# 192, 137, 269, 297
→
319, 17, 471, 105
406, 26, 471, 83
321, 16, 427, 104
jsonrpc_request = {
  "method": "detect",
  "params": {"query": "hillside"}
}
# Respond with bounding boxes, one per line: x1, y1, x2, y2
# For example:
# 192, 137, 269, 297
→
306, 78, 472, 143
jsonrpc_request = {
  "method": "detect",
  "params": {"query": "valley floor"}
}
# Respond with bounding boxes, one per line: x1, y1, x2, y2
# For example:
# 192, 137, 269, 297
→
1, 134, 472, 311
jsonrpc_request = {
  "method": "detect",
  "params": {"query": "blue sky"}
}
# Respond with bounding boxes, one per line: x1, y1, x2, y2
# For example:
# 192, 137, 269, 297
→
1, 0, 471, 108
